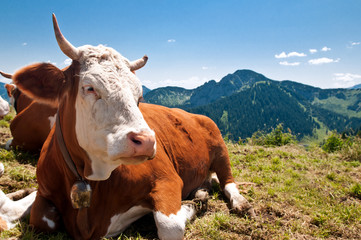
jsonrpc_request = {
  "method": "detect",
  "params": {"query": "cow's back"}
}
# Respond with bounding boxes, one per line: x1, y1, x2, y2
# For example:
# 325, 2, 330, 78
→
140, 103, 231, 198
10, 101, 57, 152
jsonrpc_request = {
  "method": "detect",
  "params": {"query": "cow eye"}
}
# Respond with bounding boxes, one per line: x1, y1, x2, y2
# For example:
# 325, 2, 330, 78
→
85, 86, 95, 93
83, 85, 98, 98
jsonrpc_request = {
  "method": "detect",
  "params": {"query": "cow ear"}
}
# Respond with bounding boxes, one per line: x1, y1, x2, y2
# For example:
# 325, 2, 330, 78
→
4, 84, 15, 98
12, 63, 65, 107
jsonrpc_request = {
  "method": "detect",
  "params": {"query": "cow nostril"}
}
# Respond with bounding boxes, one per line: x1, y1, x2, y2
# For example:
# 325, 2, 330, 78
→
129, 134, 143, 145
132, 138, 142, 145
127, 131, 156, 158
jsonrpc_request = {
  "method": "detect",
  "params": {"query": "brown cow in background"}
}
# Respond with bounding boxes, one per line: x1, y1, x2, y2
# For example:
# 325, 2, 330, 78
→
0, 71, 57, 152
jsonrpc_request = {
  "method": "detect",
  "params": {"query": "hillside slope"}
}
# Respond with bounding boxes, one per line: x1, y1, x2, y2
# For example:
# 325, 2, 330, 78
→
144, 69, 361, 141
189, 81, 317, 139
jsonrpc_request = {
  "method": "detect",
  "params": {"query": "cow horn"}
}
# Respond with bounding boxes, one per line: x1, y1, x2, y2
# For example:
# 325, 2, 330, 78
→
52, 14, 80, 60
0, 71, 12, 79
129, 55, 148, 71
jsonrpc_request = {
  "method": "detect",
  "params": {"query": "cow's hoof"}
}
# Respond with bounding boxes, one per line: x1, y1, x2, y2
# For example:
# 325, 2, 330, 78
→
193, 188, 209, 215
182, 197, 208, 217
193, 197, 208, 216
230, 198, 256, 219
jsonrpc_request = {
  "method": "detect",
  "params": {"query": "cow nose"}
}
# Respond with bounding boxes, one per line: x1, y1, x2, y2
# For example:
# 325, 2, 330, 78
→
128, 131, 156, 159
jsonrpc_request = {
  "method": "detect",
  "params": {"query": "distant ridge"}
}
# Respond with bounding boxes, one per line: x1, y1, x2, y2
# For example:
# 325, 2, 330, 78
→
144, 69, 361, 141
350, 83, 361, 89
0, 82, 8, 101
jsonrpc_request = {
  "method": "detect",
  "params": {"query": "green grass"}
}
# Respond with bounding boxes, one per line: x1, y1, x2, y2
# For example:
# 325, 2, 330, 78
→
226, 142, 361, 239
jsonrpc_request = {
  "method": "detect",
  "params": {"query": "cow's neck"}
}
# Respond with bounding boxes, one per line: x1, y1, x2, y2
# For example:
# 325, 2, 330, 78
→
55, 109, 92, 209
55, 111, 83, 181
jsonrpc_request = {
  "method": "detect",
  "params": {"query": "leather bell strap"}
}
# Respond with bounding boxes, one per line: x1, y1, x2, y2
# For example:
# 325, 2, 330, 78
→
55, 111, 92, 209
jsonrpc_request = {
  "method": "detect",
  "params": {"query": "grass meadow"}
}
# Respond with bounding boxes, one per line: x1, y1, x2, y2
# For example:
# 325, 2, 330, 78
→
0, 110, 360, 239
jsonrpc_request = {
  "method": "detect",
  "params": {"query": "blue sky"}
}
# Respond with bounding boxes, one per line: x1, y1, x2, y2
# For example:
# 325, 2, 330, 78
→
0, 0, 360, 89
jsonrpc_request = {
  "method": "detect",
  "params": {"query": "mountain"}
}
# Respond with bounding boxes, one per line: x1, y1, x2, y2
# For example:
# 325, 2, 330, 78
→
142, 86, 152, 96
350, 83, 361, 89
189, 81, 317, 139
144, 69, 271, 108
143, 69, 361, 141
189, 70, 270, 107
143, 86, 193, 107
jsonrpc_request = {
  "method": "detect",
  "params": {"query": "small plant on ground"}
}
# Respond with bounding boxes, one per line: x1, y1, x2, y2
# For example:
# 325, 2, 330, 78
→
249, 123, 297, 146
340, 136, 361, 161
322, 131, 344, 153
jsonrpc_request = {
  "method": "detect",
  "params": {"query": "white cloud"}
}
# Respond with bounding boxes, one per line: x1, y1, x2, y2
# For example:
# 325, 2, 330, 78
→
347, 41, 360, 48
275, 52, 287, 58
309, 49, 317, 54
275, 51, 306, 59
22, 42, 27, 46
288, 52, 306, 57
64, 58, 72, 66
279, 61, 301, 66
321, 46, 331, 52
167, 39, 176, 43
308, 57, 340, 65
333, 73, 361, 82
47, 60, 57, 65
333, 73, 361, 88
149, 76, 207, 89
201, 66, 208, 70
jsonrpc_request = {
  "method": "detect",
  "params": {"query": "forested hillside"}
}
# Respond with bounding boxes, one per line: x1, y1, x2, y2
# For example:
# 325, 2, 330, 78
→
188, 81, 317, 139
144, 70, 361, 141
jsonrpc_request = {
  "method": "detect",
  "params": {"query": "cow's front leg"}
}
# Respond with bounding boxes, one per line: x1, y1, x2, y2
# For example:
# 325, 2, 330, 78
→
29, 194, 62, 232
153, 203, 197, 240
0, 190, 37, 230
151, 178, 198, 240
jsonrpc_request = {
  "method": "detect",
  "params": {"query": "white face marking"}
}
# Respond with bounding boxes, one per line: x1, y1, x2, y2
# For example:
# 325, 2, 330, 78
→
48, 114, 56, 129
154, 205, 196, 240
42, 215, 55, 229
73, 45, 156, 180
105, 205, 151, 238
0, 96, 9, 117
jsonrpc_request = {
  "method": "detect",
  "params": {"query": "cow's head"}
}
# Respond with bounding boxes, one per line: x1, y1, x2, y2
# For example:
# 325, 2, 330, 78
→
4, 83, 22, 113
12, 14, 156, 181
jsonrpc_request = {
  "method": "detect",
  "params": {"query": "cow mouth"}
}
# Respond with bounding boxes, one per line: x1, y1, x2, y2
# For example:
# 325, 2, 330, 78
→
108, 139, 157, 165
115, 155, 154, 165
84, 154, 154, 181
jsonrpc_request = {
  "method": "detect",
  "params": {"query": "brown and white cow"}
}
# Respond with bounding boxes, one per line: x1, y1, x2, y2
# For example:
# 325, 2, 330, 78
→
0, 14, 255, 239
0, 72, 57, 152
